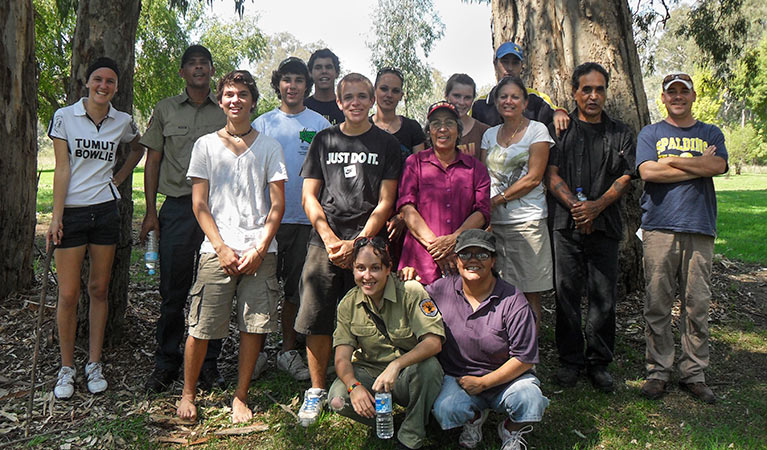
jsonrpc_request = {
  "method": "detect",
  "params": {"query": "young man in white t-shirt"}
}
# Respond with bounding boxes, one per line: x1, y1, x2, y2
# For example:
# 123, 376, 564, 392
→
177, 70, 287, 423
252, 57, 331, 381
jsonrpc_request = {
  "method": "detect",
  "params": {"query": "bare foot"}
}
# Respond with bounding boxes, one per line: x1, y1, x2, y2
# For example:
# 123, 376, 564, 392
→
232, 395, 253, 423
177, 395, 198, 421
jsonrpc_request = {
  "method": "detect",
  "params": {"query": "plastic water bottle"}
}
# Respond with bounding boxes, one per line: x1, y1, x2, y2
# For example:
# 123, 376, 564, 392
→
375, 392, 394, 439
145, 230, 159, 275
575, 187, 587, 202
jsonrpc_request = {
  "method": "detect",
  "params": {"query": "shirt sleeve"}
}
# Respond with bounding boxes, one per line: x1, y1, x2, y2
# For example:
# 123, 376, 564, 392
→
139, 104, 165, 152
403, 280, 445, 341
252, 115, 265, 133
120, 117, 139, 143
619, 126, 637, 178
505, 293, 539, 364
530, 121, 555, 147
473, 161, 492, 225
299, 130, 325, 179
480, 125, 495, 150
265, 137, 288, 183
47, 108, 67, 141
396, 154, 419, 211
710, 125, 728, 161
333, 293, 358, 349
411, 118, 426, 146
635, 126, 658, 168
186, 137, 209, 180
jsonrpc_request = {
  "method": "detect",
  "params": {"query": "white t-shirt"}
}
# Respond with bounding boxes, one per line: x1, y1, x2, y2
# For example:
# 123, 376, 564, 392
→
482, 120, 554, 224
252, 107, 330, 225
187, 132, 288, 255
48, 98, 138, 206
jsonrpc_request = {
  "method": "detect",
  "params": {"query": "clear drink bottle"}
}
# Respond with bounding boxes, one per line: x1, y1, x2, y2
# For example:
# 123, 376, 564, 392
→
375, 391, 394, 439
145, 230, 159, 275
575, 187, 587, 202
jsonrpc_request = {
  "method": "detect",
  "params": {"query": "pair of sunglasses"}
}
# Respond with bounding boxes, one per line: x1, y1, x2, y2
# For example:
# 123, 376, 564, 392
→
353, 236, 390, 252
456, 250, 492, 261
663, 73, 692, 84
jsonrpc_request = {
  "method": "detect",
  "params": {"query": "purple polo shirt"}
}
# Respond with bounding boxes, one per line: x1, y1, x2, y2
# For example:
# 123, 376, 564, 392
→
426, 275, 538, 379
397, 149, 491, 284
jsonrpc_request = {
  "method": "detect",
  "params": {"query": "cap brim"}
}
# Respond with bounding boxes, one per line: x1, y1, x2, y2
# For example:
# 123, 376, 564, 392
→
455, 241, 496, 253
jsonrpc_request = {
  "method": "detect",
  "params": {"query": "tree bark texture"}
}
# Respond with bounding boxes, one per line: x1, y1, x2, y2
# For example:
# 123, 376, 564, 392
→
491, 0, 649, 295
67, 0, 141, 345
0, 0, 38, 301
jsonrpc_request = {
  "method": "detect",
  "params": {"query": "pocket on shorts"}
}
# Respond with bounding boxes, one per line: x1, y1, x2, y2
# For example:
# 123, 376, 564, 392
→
187, 282, 204, 328
265, 276, 283, 310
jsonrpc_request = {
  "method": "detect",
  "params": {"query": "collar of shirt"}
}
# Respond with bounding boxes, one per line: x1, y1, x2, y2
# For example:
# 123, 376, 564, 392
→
421, 148, 473, 171
73, 98, 116, 120
177, 89, 217, 106
352, 274, 400, 307
450, 274, 509, 317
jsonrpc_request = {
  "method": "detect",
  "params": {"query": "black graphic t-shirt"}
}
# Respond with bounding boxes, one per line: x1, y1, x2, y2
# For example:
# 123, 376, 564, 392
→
300, 125, 402, 246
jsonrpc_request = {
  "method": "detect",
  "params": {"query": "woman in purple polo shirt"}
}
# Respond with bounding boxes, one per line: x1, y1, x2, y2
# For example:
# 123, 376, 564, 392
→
397, 101, 491, 285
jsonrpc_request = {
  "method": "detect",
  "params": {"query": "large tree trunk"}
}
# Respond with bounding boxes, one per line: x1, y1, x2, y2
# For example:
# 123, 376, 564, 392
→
67, 0, 141, 345
0, 0, 37, 301
492, 0, 648, 295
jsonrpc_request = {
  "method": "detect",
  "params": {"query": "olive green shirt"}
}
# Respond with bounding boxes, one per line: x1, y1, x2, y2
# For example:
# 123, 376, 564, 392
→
333, 274, 445, 372
139, 90, 226, 197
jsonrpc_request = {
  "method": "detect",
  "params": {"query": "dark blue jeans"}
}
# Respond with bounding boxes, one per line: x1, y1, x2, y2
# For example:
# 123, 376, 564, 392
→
155, 195, 221, 371
553, 229, 618, 369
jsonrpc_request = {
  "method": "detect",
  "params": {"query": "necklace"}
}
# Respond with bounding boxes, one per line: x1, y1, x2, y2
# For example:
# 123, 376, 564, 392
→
225, 126, 253, 142
501, 118, 524, 146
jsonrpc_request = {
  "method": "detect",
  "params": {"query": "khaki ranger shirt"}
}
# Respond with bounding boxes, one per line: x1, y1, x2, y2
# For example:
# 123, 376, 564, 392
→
139, 90, 226, 197
334, 274, 445, 372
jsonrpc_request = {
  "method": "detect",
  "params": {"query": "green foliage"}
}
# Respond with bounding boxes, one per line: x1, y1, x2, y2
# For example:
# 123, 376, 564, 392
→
731, 37, 767, 137
367, 0, 445, 117
198, 15, 268, 84
723, 123, 767, 173
34, 0, 76, 125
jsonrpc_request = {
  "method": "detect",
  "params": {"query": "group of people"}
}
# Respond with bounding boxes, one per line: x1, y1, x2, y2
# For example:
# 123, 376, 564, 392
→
45, 38, 727, 449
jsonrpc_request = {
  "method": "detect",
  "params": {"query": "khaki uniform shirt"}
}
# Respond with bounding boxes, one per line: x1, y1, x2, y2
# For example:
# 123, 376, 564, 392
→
334, 274, 445, 372
139, 90, 226, 197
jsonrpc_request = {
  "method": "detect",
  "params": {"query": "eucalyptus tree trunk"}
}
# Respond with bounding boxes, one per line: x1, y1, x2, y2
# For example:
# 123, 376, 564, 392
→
67, 0, 142, 345
0, 0, 37, 301
491, 0, 649, 295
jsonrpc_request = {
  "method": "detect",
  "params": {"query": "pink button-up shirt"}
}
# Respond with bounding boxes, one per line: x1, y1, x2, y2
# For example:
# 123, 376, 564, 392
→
396, 149, 491, 284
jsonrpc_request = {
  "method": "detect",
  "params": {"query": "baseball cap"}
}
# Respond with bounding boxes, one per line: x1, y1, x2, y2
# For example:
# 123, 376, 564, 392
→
86, 57, 120, 81
662, 72, 693, 91
495, 42, 524, 61
455, 229, 496, 253
278, 56, 310, 77
426, 101, 460, 120
181, 45, 213, 67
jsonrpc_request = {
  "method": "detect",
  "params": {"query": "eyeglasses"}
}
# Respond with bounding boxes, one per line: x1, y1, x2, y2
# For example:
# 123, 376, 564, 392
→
353, 236, 390, 252
429, 119, 458, 129
662, 73, 692, 85
456, 250, 491, 261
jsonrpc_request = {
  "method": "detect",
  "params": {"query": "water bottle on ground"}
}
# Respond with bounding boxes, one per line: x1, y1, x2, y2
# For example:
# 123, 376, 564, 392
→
375, 391, 394, 439
145, 230, 159, 275
575, 187, 587, 202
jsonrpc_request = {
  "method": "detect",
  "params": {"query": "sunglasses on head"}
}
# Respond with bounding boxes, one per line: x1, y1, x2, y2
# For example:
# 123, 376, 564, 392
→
456, 250, 492, 261
377, 67, 404, 79
353, 236, 390, 252
663, 73, 692, 84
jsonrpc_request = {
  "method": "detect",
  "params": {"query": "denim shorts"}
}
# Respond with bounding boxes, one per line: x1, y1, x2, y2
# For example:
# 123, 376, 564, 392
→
59, 200, 120, 248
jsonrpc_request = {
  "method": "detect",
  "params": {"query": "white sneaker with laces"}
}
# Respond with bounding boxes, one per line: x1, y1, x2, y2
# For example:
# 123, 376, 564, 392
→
498, 420, 533, 450
251, 352, 268, 380
277, 350, 310, 380
54, 366, 76, 399
85, 361, 108, 394
297, 388, 327, 427
459, 409, 489, 448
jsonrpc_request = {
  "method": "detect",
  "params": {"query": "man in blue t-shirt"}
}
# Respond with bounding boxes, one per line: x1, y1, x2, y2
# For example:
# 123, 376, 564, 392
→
636, 73, 728, 405
253, 57, 331, 382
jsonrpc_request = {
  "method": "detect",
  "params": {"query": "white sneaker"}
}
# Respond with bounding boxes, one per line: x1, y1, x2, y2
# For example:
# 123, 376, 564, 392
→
498, 421, 533, 450
54, 366, 76, 399
251, 352, 268, 380
277, 350, 310, 381
459, 409, 489, 448
85, 361, 108, 394
297, 388, 326, 427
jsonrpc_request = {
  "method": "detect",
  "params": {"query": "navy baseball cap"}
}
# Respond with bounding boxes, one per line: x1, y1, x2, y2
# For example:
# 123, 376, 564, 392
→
496, 42, 524, 61
181, 45, 213, 67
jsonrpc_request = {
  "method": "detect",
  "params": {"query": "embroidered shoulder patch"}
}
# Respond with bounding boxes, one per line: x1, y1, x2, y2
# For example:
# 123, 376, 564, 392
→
419, 298, 439, 317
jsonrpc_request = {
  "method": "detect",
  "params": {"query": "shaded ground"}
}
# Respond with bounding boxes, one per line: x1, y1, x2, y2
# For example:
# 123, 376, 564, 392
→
1, 237, 765, 448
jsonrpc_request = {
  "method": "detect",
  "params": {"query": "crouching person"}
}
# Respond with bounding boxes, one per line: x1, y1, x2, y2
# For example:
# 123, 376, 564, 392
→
328, 237, 444, 449
176, 70, 287, 423
429, 229, 549, 449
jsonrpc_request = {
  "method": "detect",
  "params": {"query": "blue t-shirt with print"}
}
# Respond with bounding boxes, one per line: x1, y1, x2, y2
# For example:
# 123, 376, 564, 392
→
636, 120, 727, 237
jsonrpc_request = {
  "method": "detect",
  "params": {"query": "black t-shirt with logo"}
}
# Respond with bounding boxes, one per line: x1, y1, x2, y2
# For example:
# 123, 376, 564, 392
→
300, 124, 402, 247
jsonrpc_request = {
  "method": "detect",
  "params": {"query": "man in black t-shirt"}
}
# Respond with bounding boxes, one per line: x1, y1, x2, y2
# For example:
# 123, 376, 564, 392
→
294, 73, 401, 428
305, 48, 345, 125
545, 63, 635, 393
472, 42, 569, 135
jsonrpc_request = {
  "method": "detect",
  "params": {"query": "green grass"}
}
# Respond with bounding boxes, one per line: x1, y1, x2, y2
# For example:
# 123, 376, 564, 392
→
713, 173, 767, 263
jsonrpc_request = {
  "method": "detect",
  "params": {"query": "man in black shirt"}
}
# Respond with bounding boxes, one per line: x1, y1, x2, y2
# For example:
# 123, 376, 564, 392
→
545, 62, 636, 392
305, 48, 345, 125
472, 42, 569, 134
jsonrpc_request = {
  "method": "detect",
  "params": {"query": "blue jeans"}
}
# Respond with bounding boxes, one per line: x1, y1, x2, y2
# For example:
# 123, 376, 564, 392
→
432, 373, 549, 430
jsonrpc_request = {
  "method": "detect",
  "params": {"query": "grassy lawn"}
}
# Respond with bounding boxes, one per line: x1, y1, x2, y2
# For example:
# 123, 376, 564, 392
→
24, 170, 767, 449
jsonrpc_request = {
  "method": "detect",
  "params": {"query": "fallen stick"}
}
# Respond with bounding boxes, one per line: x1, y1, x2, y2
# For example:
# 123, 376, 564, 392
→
25, 244, 55, 437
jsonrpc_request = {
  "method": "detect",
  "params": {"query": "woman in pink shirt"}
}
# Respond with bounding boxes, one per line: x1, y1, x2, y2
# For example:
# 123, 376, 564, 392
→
397, 102, 491, 285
